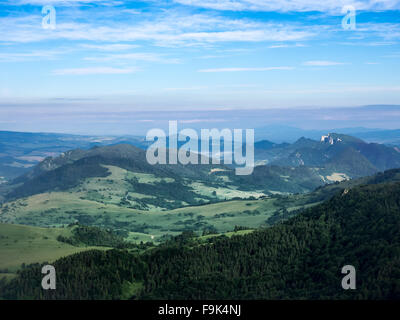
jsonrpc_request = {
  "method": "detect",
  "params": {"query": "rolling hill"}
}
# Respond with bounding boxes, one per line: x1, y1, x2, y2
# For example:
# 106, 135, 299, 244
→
0, 131, 150, 181
6, 132, 399, 204
1, 170, 399, 300
1, 134, 400, 242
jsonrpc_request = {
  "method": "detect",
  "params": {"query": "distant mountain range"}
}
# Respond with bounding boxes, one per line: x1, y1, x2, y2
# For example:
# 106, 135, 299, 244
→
254, 133, 400, 179
1, 127, 400, 182
2, 131, 400, 203
254, 125, 400, 145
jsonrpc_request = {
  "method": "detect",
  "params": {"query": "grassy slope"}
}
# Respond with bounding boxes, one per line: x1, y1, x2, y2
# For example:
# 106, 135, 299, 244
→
0, 165, 295, 240
0, 222, 254, 285
4, 164, 378, 243
3, 168, 397, 244
0, 223, 109, 273
0, 191, 312, 242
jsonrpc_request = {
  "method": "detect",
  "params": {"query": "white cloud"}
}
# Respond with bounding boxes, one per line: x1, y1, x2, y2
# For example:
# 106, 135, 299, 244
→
258, 85, 400, 95
83, 52, 180, 64
121, 9, 142, 15
0, 50, 65, 62
337, 41, 397, 47
303, 60, 347, 66
268, 43, 307, 48
8, 0, 122, 6
179, 119, 228, 123
198, 67, 294, 72
0, 13, 316, 46
293, 86, 400, 94
52, 66, 137, 75
80, 43, 140, 51
173, 0, 400, 13
163, 86, 208, 91
1, 1, 399, 50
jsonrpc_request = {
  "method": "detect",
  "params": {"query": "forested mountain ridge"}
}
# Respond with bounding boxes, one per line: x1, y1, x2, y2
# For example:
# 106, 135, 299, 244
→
255, 133, 400, 178
4, 144, 225, 201
139, 179, 400, 299
0, 131, 150, 181
1, 175, 399, 300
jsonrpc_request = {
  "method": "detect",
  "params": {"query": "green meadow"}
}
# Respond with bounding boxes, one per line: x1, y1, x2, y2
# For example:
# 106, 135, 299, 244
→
0, 189, 314, 243
0, 223, 109, 277
0, 164, 323, 277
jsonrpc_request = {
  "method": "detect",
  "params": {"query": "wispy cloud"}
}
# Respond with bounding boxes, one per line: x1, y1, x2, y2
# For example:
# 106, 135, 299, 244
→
7, 0, 122, 6
262, 85, 400, 94
80, 43, 140, 51
337, 41, 397, 47
163, 86, 208, 92
268, 43, 307, 48
121, 9, 142, 15
198, 67, 294, 72
173, 0, 400, 13
303, 60, 347, 66
52, 66, 137, 75
1, 0, 399, 113
84, 52, 180, 64
0, 13, 316, 46
0, 50, 65, 62
179, 119, 228, 124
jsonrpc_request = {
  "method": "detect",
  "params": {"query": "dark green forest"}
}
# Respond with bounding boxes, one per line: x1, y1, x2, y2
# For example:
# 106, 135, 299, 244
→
1, 180, 399, 300
56, 225, 141, 249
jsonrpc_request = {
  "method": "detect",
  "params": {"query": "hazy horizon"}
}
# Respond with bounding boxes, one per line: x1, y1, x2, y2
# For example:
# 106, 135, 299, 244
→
1, 104, 400, 136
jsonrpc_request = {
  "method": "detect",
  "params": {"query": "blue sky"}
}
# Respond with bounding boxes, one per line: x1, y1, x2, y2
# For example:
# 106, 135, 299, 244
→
0, 0, 400, 134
